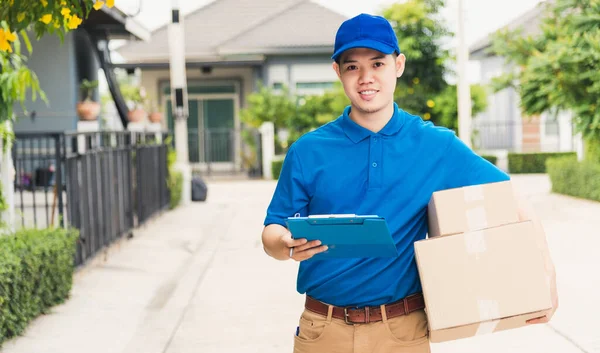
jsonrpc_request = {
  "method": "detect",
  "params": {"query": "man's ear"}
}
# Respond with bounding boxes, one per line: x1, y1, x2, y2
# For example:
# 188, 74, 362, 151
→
333, 62, 342, 79
395, 54, 406, 78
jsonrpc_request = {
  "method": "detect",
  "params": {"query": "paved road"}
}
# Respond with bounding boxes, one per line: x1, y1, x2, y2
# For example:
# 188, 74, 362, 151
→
1, 175, 598, 353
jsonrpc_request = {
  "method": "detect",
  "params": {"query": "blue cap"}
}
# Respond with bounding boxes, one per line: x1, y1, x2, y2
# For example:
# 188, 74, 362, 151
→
332, 13, 401, 61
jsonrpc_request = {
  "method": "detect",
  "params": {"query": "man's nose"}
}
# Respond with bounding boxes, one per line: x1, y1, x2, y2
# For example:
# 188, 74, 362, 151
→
358, 69, 374, 84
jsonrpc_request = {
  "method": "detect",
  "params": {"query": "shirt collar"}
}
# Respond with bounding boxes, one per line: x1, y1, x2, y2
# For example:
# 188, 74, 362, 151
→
341, 103, 405, 143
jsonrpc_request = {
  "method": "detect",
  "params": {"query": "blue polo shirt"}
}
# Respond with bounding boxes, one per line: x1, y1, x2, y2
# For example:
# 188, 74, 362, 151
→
264, 103, 509, 308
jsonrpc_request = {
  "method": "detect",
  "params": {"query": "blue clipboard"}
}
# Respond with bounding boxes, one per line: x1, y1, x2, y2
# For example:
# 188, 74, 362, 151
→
285, 214, 398, 260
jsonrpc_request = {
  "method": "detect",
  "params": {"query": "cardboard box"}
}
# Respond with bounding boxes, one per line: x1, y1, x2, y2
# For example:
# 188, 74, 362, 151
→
414, 221, 552, 343
427, 181, 519, 238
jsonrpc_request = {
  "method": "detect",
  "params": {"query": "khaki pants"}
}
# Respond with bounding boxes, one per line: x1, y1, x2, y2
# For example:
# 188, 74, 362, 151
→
293, 306, 430, 353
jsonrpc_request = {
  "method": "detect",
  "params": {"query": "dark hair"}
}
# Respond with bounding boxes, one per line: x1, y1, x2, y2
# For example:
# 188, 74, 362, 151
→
335, 52, 398, 65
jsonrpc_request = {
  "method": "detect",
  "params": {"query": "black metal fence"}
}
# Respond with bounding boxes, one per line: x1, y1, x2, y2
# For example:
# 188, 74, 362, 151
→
13, 131, 170, 266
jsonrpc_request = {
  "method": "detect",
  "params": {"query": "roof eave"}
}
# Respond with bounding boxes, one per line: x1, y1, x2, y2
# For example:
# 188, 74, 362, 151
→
218, 46, 332, 56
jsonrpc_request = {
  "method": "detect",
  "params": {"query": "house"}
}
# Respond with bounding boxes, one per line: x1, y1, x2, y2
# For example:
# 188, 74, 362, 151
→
468, 1, 579, 157
9, 5, 151, 225
115, 0, 347, 175
12, 6, 150, 133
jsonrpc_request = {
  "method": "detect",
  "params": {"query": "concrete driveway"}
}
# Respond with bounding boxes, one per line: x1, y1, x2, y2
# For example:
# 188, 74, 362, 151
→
1, 175, 597, 353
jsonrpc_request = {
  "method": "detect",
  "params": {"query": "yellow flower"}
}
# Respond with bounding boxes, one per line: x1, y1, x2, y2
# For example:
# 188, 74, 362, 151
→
61, 1, 67, 4
17, 12, 26, 22
0, 30, 13, 53
424, 113, 431, 120
41, 0, 48, 7
61, 8, 71, 16
40, 14, 53, 24
407, 88, 415, 95
413, 78, 420, 85
67, 14, 83, 29
106, 0, 114, 8
54, 20, 62, 28
93, 1, 105, 10
427, 100, 435, 108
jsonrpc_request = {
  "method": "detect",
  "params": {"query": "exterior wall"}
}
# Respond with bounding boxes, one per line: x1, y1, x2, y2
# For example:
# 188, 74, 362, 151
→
473, 53, 578, 154
13, 33, 78, 133
140, 66, 254, 130
263, 54, 338, 96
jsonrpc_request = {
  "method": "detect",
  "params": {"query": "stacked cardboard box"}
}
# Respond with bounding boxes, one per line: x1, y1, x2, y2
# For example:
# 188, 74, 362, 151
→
415, 181, 552, 343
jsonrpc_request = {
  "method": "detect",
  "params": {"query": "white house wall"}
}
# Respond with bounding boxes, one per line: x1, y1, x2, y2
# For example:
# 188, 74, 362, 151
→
140, 66, 254, 130
264, 55, 338, 96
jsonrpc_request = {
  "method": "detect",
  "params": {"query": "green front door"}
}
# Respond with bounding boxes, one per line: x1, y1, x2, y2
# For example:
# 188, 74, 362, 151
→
166, 97, 235, 163
203, 99, 235, 162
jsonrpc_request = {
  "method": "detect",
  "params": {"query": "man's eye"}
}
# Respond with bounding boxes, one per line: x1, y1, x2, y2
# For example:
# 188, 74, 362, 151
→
374, 62, 384, 67
345, 65, 357, 71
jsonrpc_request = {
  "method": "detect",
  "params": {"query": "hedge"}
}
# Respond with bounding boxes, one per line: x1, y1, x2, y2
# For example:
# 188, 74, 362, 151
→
272, 159, 284, 180
480, 154, 498, 166
508, 152, 577, 173
0, 228, 79, 346
546, 157, 600, 202
168, 170, 183, 209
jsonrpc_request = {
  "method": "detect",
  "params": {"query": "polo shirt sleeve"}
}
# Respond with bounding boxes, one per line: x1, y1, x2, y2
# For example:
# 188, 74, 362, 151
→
442, 134, 510, 190
264, 144, 310, 227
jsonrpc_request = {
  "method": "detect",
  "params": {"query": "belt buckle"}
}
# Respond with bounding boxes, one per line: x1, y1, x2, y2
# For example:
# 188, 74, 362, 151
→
344, 307, 357, 325
343, 306, 368, 325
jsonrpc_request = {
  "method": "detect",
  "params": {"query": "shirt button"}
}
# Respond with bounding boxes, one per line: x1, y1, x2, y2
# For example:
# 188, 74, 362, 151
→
373, 137, 378, 142
372, 162, 377, 168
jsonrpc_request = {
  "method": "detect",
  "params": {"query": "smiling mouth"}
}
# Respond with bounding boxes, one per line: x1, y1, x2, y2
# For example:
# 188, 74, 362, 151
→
359, 90, 378, 98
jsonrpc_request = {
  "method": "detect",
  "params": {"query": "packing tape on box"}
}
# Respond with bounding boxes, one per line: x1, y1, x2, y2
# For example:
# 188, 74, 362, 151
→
476, 300, 501, 335
463, 185, 484, 203
464, 230, 486, 254
466, 207, 488, 230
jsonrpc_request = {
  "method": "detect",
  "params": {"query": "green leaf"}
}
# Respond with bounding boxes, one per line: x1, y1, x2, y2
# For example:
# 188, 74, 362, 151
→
19, 30, 33, 55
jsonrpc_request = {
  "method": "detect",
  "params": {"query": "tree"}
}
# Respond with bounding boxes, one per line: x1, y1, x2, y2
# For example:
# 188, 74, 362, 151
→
489, 0, 600, 160
380, 0, 487, 130
0, 0, 114, 122
381, 0, 450, 124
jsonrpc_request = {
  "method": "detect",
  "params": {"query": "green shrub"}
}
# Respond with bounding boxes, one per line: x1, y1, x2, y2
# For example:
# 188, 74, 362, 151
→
168, 170, 183, 209
508, 152, 577, 173
165, 139, 183, 209
0, 227, 79, 345
272, 159, 284, 180
546, 157, 600, 202
480, 154, 498, 166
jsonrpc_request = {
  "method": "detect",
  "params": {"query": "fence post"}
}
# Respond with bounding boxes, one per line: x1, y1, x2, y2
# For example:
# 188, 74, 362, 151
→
0, 122, 15, 232
259, 122, 275, 180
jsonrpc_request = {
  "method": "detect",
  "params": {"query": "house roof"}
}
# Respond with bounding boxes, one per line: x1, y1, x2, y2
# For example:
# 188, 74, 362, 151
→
469, 1, 549, 59
82, 5, 150, 41
116, 0, 347, 64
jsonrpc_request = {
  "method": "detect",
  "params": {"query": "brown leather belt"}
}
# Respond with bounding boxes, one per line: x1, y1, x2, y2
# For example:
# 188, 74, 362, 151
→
305, 293, 425, 325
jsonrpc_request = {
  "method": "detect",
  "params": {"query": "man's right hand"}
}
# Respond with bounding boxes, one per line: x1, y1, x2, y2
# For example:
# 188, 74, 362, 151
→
262, 224, 328, 261
280, 230, 328, 262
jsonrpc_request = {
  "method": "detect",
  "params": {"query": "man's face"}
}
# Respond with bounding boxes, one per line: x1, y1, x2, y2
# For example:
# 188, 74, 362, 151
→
333, 48, 405, 117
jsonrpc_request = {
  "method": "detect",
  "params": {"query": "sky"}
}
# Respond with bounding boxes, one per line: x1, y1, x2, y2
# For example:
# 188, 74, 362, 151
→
110, 0, 545, 82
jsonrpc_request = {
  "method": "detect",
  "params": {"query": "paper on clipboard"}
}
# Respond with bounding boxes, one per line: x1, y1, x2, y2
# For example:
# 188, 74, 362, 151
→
286, 214, 398, 260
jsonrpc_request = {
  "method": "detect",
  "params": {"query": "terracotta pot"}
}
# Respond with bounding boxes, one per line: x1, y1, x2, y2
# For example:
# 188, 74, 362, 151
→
128, 108, 146, 123
149, 112, 163, 123
76, 101, 101, 121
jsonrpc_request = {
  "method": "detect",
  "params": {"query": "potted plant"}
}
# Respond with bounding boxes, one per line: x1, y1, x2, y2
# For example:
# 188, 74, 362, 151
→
121, 84, 147, 123
77, 79, 101, 121
148, 100, 163, 123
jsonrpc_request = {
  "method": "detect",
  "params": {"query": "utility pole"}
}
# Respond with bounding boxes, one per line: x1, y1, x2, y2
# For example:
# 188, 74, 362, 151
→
168, 0, 191, 203
456, 0, 472, 148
